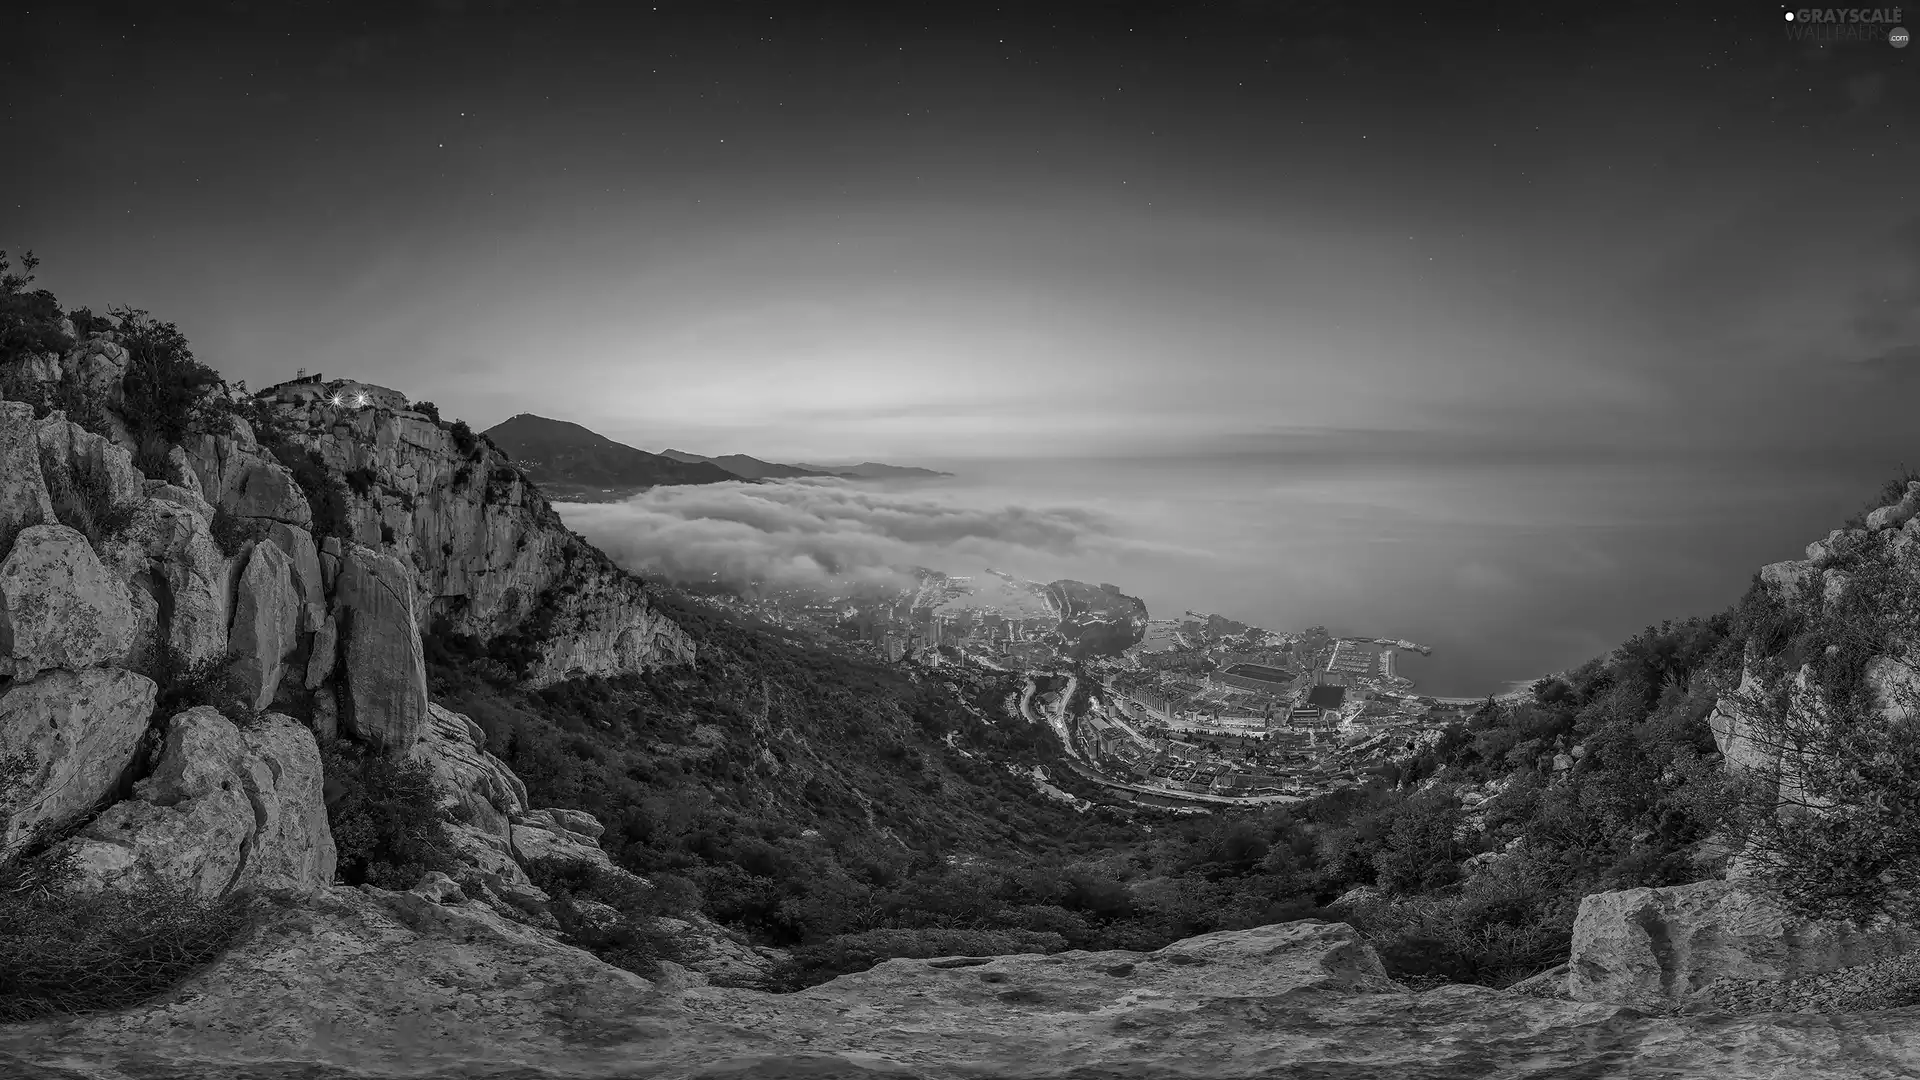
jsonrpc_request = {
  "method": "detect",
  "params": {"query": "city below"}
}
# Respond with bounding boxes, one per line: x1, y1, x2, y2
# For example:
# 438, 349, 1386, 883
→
668, 566, 1544, 814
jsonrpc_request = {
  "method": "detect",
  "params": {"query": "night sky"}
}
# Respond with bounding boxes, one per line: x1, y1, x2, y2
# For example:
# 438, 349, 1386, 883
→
6, 1, 1917, 466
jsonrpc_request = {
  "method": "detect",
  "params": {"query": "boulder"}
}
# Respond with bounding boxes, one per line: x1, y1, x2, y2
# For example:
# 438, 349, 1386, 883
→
35, 414, 145, 510
333, 544, 427, 753
1757, 559, 1815, 600
0, 667, 156, 853
106, 499, 229, 670
228, 539, 302, 710
184, 429, 313, 527
227, 459, 312, 525
63, 708, 335, 897
0, 400, 54, 557
511, 807, 612, 869
1568, 879, 1919, 1006
0, 523, 136, 680
265, 521, 326, 609
70, 337, 130, 412
140, 479, 216, 524
411, 702, 528, 835
1865, 481, 1920, 532
653, 911, 782, 987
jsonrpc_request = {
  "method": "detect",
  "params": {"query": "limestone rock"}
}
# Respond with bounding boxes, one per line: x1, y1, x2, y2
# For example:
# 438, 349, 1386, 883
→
410, 870, 467, 905
304, 611, 337, 689
0, 667, 156, 853
184, 428, 313, 527
1757, 559, 1816, 600
334, 544, 427, 753
35, 413, 145, 510
0, 400, 54, 557
1865, 480, 1920, 531
266, 520, 326, 609
1569, 879, 1919, 1006
412, 701, 528, 835
0, 523, 135, 680
141, 479, 217, 523
70, 337, 130, 411
512, 807, 615, 869
229, 538, 301, 710
64, 709, 336, 898
653, 911, 782, 987
108, 499, 229, 670
166, 444, 205, 498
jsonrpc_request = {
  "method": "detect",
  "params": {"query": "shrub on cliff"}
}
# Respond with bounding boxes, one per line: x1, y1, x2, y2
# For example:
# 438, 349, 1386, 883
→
113, 306, 224, 446
1723, 543, 1920, 924
265, 443, 353, 542
525, 858, 701, 977
320, 741, 456, 889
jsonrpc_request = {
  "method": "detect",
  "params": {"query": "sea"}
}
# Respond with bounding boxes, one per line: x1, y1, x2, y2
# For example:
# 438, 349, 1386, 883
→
889, 451, 1881, 699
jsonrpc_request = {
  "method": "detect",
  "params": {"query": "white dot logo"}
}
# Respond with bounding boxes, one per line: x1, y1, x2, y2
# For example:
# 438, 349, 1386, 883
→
1784, 10, 1795, 19
1894, 26, 1911, 47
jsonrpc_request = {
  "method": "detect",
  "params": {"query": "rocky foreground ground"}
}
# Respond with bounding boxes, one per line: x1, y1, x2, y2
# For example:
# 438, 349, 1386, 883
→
3, 890, 1917, 1080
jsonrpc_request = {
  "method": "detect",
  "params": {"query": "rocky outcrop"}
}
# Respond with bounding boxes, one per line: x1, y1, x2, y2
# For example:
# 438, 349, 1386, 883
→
0, 400, 53, 553
259, 388, 694, 685
511, 806, 616, 870
1569, 879, 1919, 1007
411, 702, 527, 834
183, 418, 313, 527
64, 708, 335, 897
4, 901, 1917, 1079
228, 538, 302, 710
0, 667, 156, 853
0, 523, 135, 680
96, 497, 229, 673
333, 544, 428, 754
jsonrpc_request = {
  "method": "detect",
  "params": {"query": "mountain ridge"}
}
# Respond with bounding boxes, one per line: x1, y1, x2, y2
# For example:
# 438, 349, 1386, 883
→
483, 414, 741, 497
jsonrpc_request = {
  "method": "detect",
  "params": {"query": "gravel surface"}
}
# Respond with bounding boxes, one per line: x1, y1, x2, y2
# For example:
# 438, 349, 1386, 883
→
1702, 951, 1920, 1015
1500, 954, 1920, 1015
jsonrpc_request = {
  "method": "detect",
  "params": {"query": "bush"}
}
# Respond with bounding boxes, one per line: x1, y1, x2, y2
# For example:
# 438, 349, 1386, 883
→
1724, 547, 1920, 924
113, 306, 224, 446
409, 400, 439, 421
321, 741, 455, 889
151, 645, 253, 722
266, 443, 352, 542
209, 508, 270, 558
0, 865, 252, 1022
343, 466, 378, 497
449, 420, 477, 457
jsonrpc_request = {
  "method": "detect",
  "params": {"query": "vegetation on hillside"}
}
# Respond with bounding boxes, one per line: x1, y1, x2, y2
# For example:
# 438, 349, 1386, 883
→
0, 753, 250, 1022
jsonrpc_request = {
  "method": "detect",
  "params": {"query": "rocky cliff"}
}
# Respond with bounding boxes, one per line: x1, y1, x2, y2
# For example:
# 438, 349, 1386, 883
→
195, 377, 696, 687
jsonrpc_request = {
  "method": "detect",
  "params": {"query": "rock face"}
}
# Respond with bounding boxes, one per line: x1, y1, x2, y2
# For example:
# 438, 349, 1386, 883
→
0, 667, 156, 853
511, 806, 616, 869
263, 389, 694, 685
3, 903, 1916, 1080
411, 702, 527, 835
0, 524, 135, 680
1569, 879, 1920, 1007
333, 544, 428, 754
63, 708, 335, 897
183, 420, 313, 527
0, 400, 54, 553
228, 538, 302, 710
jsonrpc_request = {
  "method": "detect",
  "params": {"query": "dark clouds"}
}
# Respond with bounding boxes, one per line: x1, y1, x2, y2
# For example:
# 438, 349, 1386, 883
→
558, 478, 1136, 593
